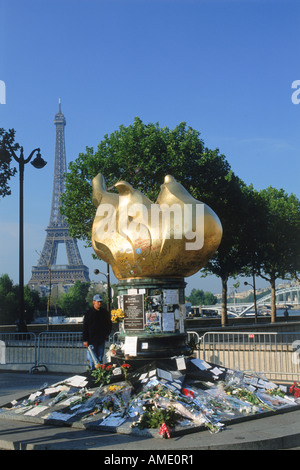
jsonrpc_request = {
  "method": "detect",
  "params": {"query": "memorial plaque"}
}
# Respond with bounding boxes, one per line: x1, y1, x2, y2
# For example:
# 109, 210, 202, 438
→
123, 294, 144, 331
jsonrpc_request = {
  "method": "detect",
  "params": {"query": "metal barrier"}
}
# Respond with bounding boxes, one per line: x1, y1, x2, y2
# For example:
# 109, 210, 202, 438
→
1, 330, 300, 382
33, 331, 87, 373
195, 331, 300, 383
0, 331, 117, 373
186, 331, 200, 351
0, 332, 37, 371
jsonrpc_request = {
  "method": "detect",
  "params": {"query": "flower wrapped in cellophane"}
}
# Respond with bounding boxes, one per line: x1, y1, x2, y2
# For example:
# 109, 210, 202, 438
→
111, 309, 125, 323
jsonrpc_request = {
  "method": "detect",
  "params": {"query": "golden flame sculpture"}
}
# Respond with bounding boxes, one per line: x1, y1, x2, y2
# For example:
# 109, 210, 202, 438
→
91, 173, 222, 280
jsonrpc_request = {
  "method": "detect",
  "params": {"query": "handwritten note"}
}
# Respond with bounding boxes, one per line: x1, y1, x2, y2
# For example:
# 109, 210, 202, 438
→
162, 312, 175, 332
124, 336, 138, 356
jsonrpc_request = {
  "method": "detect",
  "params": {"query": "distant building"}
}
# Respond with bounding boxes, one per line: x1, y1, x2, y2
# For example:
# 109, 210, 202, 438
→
28, 100, 89, 294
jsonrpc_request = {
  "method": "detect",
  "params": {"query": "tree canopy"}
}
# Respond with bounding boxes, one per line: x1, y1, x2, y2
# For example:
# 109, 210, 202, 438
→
61, 117, 232, 243
61, 117, 252, 325
59, 281, 91, 317
186, 288, 217, 306
48, 117, 300, 323
254, 187, 300, 321
2, 118, 299, 325
0, 274, 40, 325
0, 128, 18, 199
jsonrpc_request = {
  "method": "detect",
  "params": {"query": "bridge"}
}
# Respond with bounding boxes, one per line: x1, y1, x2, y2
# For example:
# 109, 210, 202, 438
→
191, 285, 300, 318
232, 285, 300, 317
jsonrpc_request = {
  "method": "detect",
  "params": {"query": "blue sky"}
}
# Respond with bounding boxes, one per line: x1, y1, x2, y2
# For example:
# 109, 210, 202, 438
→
0, 0, 299, 295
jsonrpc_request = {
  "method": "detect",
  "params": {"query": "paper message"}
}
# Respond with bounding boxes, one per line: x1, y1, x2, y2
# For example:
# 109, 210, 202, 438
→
124, 336, 138, 356
191, 358, 212, 370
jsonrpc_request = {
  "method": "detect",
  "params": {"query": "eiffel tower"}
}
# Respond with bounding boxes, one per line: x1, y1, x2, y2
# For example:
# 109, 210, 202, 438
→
28, 99, 90, 292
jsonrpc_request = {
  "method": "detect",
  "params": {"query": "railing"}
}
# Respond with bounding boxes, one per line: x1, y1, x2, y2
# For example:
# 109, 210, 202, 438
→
193, 331, 300, 383
1, 330, 300, 382
0, 332, 37, 371
0, 331, 89, 373
34, 331, 87, 373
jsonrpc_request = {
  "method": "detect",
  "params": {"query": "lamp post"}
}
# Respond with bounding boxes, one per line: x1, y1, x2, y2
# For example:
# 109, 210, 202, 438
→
94, 265, 111, 313
5, 142, 47, 332
244, 273, 258, 324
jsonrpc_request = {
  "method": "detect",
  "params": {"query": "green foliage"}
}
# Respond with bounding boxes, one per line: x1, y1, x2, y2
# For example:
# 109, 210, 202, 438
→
23, 285, 40, 323
60, 117, 300, 323
203, 175, 253, 282
3, 293, 18, 324
0, 274, 42, 324
186, 288, 217, 306
60, 116, 244, 326
0, 274, 18, 324
256, 187, 300, 281
59, 281, 90, 316
61, 117, 231, 244
0, 128, 18, 199
135, 404, 179, 430
251, 187, 300, 321
91, 364, 114, 385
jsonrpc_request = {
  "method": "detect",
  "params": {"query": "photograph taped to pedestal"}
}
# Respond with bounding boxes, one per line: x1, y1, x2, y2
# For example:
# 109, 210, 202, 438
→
163, 289, 179, 304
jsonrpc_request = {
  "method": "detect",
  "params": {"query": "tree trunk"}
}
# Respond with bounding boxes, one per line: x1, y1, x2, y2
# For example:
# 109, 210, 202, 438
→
270, 277, 276, 323
221, 276, 228, 327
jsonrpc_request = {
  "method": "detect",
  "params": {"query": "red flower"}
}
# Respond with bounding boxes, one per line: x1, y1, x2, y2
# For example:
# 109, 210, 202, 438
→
289, 382, 300, 398
182, 388, 194, 398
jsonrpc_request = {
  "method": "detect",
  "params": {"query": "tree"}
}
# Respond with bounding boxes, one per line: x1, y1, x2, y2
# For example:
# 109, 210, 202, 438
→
202, 173, 254, 326
23, 285, 40, 324
0, 274, 18, 324
59, 281, 90, 317
60, 118, 300, 326
0, 274, 41, 324
61, 117, 232, 245
186, 288, 217, 306
0, 128, 18, 199
237, 184, 267, 278
61, 118, 241, 317
254, 187, 300, 322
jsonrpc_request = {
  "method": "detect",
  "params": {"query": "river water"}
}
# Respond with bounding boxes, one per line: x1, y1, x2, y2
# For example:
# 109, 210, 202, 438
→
268, 308, 300, 318
236, 307, 300, 319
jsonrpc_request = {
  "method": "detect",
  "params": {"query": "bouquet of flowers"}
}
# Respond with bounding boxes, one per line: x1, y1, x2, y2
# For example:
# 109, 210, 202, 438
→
111, 309, 125, 323
95, 382, 133, 414
91, 364, 115, 385
109, 343, 121, 357
289, 382, 300, 398
121, 363, 131, 379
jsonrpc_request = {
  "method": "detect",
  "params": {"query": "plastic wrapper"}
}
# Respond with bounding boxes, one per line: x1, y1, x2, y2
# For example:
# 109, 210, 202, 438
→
80, 382, 134, 415
127, 400, 145, 418
4, 358, 299, 438
255, 390, 297, 410
224, 369, 245, 388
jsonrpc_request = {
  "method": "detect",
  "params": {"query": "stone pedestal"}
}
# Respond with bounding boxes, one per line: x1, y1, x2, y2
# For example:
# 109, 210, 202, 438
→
113, 277, 191, 367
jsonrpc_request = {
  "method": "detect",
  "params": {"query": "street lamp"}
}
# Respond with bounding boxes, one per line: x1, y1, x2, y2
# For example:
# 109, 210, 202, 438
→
4, 142, 47, 332
94, 265, 111, 313
244, 274, 258, 324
